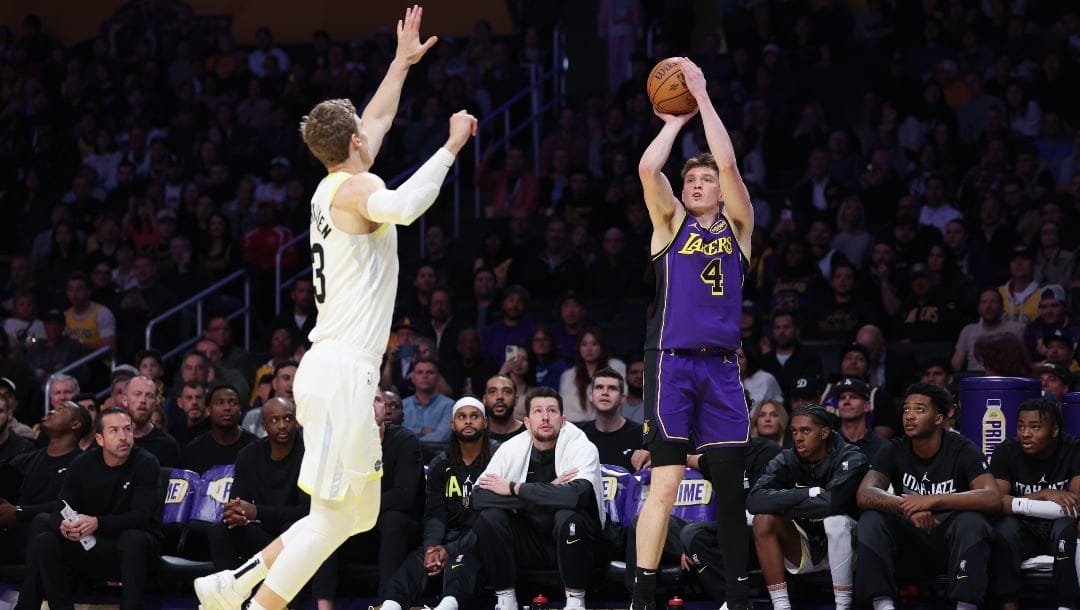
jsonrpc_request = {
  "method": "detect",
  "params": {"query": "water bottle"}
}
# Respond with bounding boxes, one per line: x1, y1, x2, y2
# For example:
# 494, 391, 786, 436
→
531, 593, 548, 610
666, 595, 684, 610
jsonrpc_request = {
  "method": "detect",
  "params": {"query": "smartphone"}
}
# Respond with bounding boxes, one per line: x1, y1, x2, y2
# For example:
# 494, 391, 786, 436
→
399, 343, 418, 359
505, 345, 520, 362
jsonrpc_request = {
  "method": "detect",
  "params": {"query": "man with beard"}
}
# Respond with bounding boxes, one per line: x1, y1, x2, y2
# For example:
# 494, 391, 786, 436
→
378, 396, 492, 610
442, 329, 498, 397
820, 343, 899, 439
621, 357, 645, 424
747, 404, 868, 610
952, 289, 1025, 373
854, 383, 1000, 610
578, 368, 648, 471
0, 401, 89, 564
168, 381, 209, 447
483, 374, 525, 442
122, 375, 180, 467
207, 397, 325, 595
15, 408, 160, 610
182, 384, 257, 474
833, 378, 888, 462
474, 387, 604, 610
421, 287, 469, 366
761, 312, 824, 400
242, 360, 297, 438
0, 386, 33, 461
988, 398, 1080, 610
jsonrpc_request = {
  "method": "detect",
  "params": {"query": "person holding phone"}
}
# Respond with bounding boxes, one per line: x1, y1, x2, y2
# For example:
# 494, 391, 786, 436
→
497, 344, 534, 418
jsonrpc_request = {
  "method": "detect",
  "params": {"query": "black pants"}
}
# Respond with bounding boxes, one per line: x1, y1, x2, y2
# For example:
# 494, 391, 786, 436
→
681, 520, 732, 603
206, 521, 338, 599
382, 534, 482, 606
474, 507, 602, 590
855, 510, 992, 605
623, 515, 687, 592
328, 509, 421, 599
0, 512, 50, 565
990, 515, 1079, 605
16, 527, 159, 610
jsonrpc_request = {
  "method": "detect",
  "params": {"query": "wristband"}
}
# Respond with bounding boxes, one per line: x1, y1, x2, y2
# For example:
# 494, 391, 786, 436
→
808, 487, 822, 498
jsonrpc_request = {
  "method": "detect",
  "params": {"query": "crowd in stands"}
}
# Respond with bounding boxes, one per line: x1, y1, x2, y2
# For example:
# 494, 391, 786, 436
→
1, 0, 1080, 606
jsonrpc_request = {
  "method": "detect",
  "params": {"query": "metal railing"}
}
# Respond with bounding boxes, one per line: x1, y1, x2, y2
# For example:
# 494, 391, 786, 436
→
145, 269, 251, 362
273, 28, 568, 305
43, 345, 114, 415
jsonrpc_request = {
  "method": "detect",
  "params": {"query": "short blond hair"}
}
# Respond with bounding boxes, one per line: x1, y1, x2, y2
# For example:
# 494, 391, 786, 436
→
299, 98, 360, 167
680, 152, 719, 180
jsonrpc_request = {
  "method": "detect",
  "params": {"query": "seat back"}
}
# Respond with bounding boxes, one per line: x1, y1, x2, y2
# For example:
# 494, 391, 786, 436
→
162, 468, 201, 525
625, 467, 715, 523
190, 464, 236, 522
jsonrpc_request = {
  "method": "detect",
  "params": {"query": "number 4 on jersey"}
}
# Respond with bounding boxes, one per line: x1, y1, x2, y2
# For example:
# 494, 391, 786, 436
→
700, 259, 724, 295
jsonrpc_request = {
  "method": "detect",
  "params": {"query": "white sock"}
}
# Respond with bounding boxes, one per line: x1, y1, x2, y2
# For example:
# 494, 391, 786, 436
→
767, 583, 792, 610
381, 601, 403, 610
565, 589, 586, 608
957, 602, 977, 610
496, 588, 518, 610
433, 596, 458, 610
231, 552, 269, 593
834, 585, 853, 610
873, 597, 895, 610
247, 601, 269, 610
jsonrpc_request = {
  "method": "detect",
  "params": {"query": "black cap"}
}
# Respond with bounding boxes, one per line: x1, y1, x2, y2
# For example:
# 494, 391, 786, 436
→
392, 315, 417, 331
43, 309, 65, 323
833, 377, 870, 399
790, 375, 823, 400
1044, 329, 1075, 349
1010, 244, 1032, 260
843, 342, 872, 362
1039, 361, 1072, 384
559, 290, 583, 307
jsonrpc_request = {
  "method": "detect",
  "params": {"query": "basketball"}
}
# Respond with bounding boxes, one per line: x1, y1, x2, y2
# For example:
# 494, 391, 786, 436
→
647, 58, 698, 115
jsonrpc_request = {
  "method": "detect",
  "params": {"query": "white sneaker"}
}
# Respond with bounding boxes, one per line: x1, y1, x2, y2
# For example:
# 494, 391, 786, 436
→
194, 570, 249, 610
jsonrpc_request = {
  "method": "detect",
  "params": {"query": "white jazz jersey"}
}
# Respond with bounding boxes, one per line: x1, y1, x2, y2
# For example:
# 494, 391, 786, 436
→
306, 171, 398, 354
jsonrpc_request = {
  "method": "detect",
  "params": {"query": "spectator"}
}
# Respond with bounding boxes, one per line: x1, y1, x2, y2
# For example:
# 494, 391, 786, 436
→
1041, 329, 1078, 373
441, 328, 498, 398
123, 375, 180, 467
167, 381, 209, 448
559, 327, 626, 423
738, 348, 784, 410
480, 285, 535, 363
833, 378, 888, 461
820, 343, 899, 439
761, 312, 824, 399
63, 272, 116, 352
974, 332, 1034, 378
483, 374, 526, 443
203, 316, 250, 373
1037, 362, 1071, 402
248, 26, 291, 78
750, 398, 789, 448
507, 218, 587, 300
806, 261, 876, 341
401, 357, 455, 448
896, 263, 960, 344
529, 325, 569, 391
854, 324, 918, 398
1032, 222, 1074, 286
243, 359, 297, 438
420, 287, 467, 366
919, 359, 954, 390
578, 368, 647, 472
461, 268, 500, 331
272, 278, 317, 347
382, 316, 420, 396
199, 212, 241, 283
196, 338, 251, 403
998, 245, 1041, 325
115, 254, 178, 359
241, 200, 296, 271
47, 373, 81, 412
17, 407, 161, 610
551, 292, 590, 362
475, 146, 539, 219
831, 196, 873, 269
181, 384, 256, 474
25, 309, 84, 385
953, 289, 1025, 372
0, 388, 34, 461
1022, 285, 1080, 361
2, 291, 46, 355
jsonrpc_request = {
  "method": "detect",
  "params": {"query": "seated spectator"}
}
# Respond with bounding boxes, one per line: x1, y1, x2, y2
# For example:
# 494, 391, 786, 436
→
506, 218, 587, 299
17, 408, 161, 610
47, 372, 81, 411
748, 404, 868, 610
551, 292, 591, 362
953, 289, 1025, 372
123, 374, 180, 467
925, 240, 977, 320
377, 396, 493, 610
273, 278, 317, 349
460, 268, 501, 331
0, 401, 89, 564
483, 374, 526, 443
896, 263, 960, 343
381, 316, 420, 396
197, 337, 251, 403
761, 312, 824, 400
168, 381, 209, 448
998, 245, 1041, 325
578, 368, 648, 472
203, 316, 252, 375
806, 261, 877, 341
559, 327, 625, 423
820, 343, 899, 439
159, 234, 210, 297
135, 348, 165, 384
529, 325, 570, 391
182, 384, 257, 474
115, 254, 178, 359
738, 349, 784, 410
242, 360, 296, 439
1032, 221, 1073, 286
473, 387, 605, 610
1038, 362, 1071, 402
832, 379, 888, 461
496, 344, 535, 417
1042, 329, 1079, 373
420, 287, 468, 366
854, 325, 919, 398
401, 357, 455, 448
988, 398, 1080, 609
2, 291, 46, 356
854, 384, 1000, 609
250, 328, 295, 402
750, 398, 789, 448
480, 286, 535, 363
25, 309, 85, 385
63, 272, 117, 352
1022, 284, 1080, 362
475, 146, 539, 219
919, 358, 955, 390
974, 332, 1035, 377
0, 385, 34, 460
441, 328, 498, 397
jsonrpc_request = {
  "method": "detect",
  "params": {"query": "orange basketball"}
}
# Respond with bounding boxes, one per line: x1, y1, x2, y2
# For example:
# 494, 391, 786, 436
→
646, 58, 697, 115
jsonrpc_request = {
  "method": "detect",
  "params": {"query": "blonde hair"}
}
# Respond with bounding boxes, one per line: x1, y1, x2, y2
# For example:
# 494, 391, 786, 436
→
750, 398, 788, 443
299, 98, 361, 167
680, 152, 719, 180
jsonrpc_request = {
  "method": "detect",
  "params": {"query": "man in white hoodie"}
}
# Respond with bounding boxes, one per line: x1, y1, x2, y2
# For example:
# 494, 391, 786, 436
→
474, 386, 604, 610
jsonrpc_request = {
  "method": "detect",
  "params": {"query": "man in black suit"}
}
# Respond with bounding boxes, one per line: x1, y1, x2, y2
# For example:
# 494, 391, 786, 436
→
761, 312, 825, 399
421, 287, 468, 366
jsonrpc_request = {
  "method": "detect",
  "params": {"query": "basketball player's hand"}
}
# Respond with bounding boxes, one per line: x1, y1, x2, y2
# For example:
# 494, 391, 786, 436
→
478, 473, 514, 496
0, 499, 15, 525
552, 468, 579, 484
630, 449, 651, 472
446, 110, 478, 153
652, 106, 698, 125
675, 57, 707, 101
424, 545, 448, 575
898, 493, 935, 519
907, 510, 938, 533
395, 5, 438, 65
1040, 490, 1080, 516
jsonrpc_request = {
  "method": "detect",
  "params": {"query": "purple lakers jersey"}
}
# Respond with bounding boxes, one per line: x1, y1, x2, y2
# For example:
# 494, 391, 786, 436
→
646, 213, 746, 351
